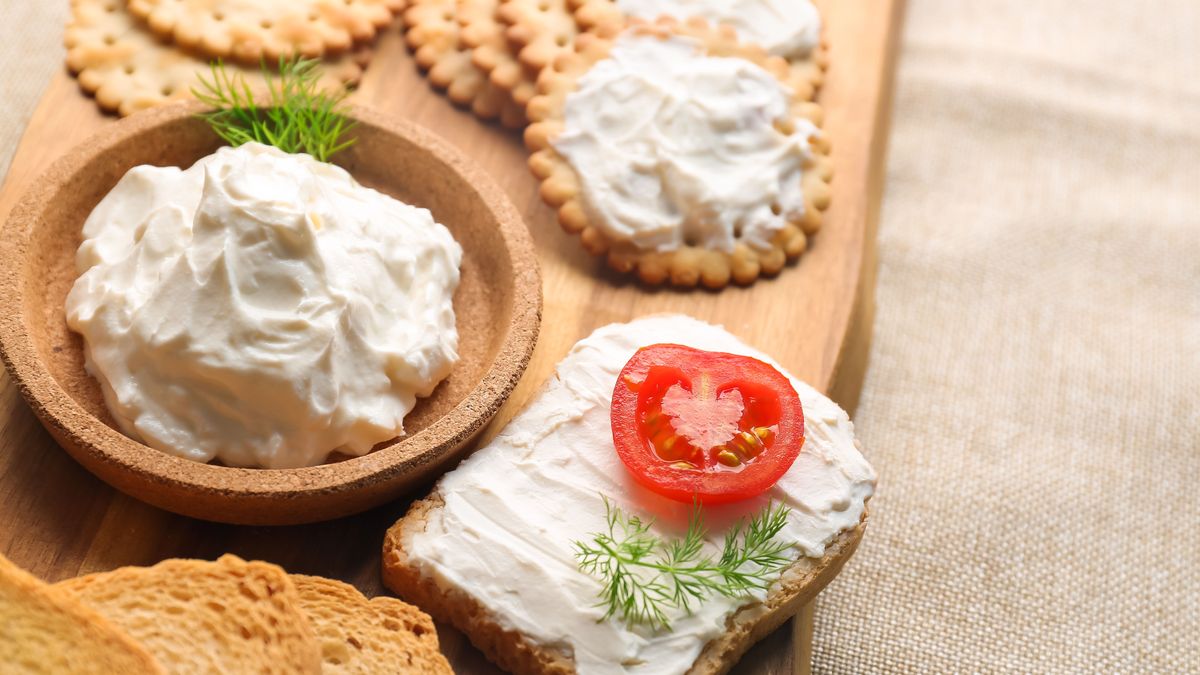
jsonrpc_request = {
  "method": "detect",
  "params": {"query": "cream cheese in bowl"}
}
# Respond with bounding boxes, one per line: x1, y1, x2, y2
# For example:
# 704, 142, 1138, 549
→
65, 142, 463, 469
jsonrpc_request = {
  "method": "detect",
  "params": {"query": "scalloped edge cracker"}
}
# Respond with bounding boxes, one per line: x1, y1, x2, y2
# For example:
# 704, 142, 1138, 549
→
65, 0, 368, 117
570, 0, 828, 100
524, 17, 833, 288
127, 0, 403, 63
498, 0, 580, 73
403, 0, 526, 127
458, 0, 538, 106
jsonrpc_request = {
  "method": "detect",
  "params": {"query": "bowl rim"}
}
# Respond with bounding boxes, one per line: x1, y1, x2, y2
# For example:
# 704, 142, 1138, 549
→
0, 101, 542, 501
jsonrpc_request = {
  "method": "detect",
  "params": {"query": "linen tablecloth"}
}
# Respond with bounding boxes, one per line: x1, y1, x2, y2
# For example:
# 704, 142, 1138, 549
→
2, 1, 1197, 672
812, 2, 1199, 671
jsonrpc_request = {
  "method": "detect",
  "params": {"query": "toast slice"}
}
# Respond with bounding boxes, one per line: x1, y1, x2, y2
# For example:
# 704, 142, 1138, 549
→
379, 315, 875, 674
291, 574, 453, 674
55, 554, 321, 674
0, 554, 163, 675
384, 493, 866, 675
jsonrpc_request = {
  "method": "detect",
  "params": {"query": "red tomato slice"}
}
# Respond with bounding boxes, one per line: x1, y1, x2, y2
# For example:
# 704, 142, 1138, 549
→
610, 344, 805, 505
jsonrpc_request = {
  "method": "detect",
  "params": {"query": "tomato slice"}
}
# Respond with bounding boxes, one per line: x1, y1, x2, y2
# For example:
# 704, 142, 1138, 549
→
610, 344, 805, 504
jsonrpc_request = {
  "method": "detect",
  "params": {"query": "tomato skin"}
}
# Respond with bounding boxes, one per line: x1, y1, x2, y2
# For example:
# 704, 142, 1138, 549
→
611, 344, 805, 505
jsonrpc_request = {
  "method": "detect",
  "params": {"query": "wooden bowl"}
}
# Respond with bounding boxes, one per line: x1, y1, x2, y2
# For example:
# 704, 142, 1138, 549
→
0, 103, 541, 525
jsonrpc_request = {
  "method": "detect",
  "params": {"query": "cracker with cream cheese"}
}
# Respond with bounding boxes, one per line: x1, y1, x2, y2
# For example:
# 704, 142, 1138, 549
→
525, 18, 833, 288
570, 0, 828, 99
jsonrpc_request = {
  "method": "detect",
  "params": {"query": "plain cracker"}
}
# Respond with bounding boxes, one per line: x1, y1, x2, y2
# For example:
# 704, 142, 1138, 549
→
403, 0, 525, 127
524, 17, 833, 288
127, 0, 402, 63
498, 0, 580, 72
66, 0, 368, 117
458, 0, 537, 106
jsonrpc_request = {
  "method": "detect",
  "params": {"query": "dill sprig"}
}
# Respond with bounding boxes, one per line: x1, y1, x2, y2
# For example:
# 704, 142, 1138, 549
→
192, 58, 356, 162
574, 498, 794, 630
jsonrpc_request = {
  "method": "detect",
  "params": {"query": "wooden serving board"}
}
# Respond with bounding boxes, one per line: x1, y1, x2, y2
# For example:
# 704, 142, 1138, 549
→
0, 1, 903, 672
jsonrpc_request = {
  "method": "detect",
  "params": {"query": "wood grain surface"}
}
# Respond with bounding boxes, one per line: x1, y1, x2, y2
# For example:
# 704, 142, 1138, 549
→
0, 0, 903, 671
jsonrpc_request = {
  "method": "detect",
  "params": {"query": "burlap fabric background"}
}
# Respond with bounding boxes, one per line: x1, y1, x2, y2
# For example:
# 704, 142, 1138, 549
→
811, 1, 1200, 672
1, 1, 1196, 672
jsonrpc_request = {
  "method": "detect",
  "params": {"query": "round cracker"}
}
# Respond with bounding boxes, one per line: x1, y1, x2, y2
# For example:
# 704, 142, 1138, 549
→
570, 0, 828, 99
127, 0, 402, 63
458, 0, 537, 106
498, 0, 581, 72
402, 0, 525, 128
66, 0, 368, 117
524, 17, 833, 289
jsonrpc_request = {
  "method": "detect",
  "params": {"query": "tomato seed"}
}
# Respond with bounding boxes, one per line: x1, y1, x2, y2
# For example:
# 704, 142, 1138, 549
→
717, 450, 741, 467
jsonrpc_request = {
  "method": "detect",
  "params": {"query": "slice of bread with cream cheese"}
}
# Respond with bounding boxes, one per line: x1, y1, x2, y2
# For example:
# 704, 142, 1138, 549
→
383, 315, 875, 674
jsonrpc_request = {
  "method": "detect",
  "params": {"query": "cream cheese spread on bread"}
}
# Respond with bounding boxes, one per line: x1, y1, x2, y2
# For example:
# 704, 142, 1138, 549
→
405, 315, 875, 674
552, 33, 821, 255
615, 0, 822, 58
65, 142, 462, 469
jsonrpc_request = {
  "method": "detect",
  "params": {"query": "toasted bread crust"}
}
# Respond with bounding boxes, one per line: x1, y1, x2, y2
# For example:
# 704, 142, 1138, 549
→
0, 554, 164, 675
292, 574, 453, 674
56, 555, 322, 674
383, 490, 867, 674
383, 492, 577, 674
689, 513, 865, 674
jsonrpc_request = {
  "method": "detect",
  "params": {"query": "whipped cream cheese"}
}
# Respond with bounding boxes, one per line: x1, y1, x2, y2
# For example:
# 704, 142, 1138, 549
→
553, 33, 820, 254
406, 315, 875, 675
615, 0, 821, 58
65, 142, 462, 469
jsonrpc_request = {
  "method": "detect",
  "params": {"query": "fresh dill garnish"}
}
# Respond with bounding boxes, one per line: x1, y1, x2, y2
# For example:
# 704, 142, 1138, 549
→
191, 58, 356, 162
574, 498, 794, 630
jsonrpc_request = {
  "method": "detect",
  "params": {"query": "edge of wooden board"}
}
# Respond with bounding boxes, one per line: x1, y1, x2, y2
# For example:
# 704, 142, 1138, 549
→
827, 0, 907, 416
